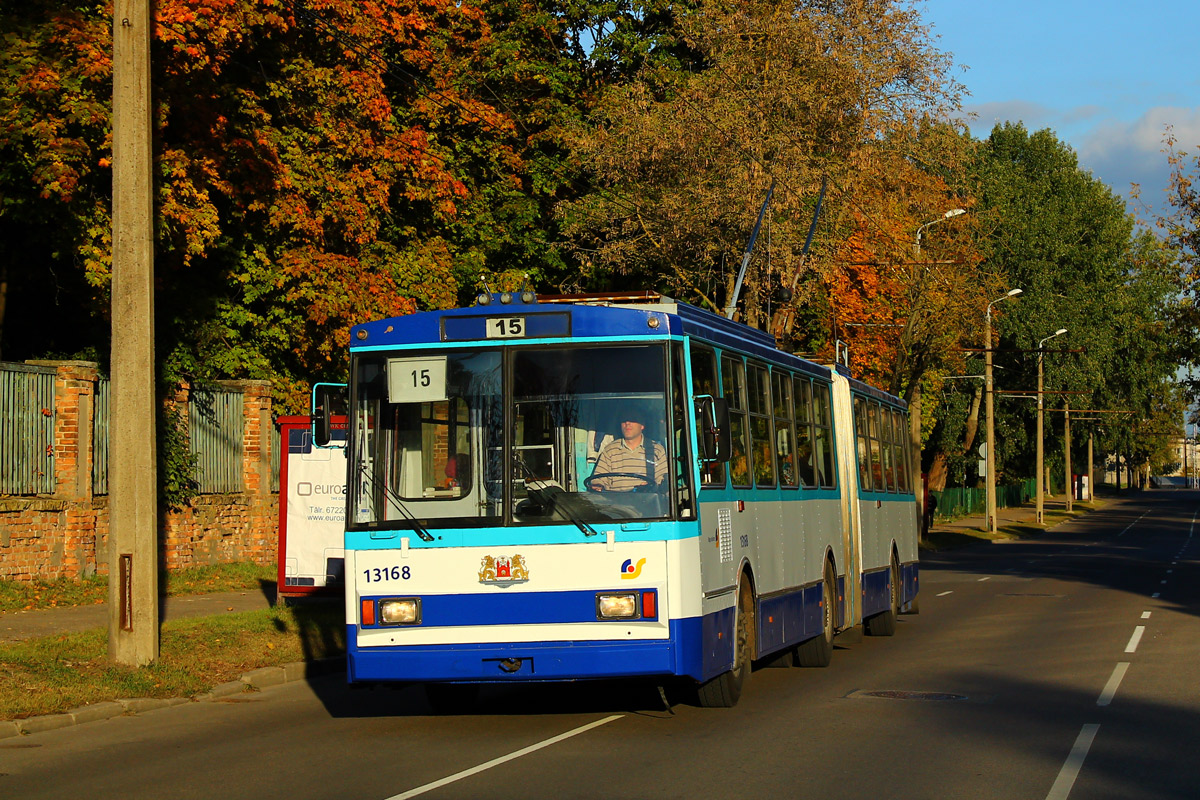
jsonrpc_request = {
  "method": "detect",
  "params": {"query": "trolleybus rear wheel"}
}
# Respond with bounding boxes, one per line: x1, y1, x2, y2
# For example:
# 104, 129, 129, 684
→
865, 554, 900, 637
794, 562, 835, 667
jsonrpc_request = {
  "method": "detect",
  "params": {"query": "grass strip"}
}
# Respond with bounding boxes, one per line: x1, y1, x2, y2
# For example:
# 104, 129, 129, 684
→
0, 562, 277, 614
0, 602, 344, 721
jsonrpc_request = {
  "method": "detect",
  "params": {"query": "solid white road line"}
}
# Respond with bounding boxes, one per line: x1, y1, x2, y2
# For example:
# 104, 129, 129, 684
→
384, 715, 624, 800
936, 591, 953, 597
1125, 626, 1145, 654
1097, 662, 1129, 707
1046, 724, 1100, 800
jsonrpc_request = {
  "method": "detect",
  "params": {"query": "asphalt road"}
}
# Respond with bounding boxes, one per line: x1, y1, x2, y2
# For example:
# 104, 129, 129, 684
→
3, 491, 1197, 800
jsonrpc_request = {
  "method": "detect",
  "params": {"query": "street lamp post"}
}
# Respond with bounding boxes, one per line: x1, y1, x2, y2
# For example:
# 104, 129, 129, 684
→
1036, 328, 1067, 524
915, 208, 966, 254
985, 288, 1023, 533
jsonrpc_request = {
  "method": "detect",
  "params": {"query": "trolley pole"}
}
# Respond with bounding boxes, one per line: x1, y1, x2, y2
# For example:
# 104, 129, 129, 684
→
109, 0, 159, 665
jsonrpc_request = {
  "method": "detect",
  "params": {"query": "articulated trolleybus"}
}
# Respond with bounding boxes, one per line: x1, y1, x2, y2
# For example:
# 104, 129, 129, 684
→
317, 290, 918, 707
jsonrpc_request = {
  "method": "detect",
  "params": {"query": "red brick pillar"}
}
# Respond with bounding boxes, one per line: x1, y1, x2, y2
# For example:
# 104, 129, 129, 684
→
25, 360, 100, 578
217, 379, 275, 565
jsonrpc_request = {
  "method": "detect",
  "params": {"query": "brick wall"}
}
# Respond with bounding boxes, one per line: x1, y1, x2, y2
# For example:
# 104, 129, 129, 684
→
0, 362, 279, 582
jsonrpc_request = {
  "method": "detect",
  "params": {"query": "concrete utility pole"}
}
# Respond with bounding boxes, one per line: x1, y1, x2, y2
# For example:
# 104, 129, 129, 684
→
109, 0, 158, 665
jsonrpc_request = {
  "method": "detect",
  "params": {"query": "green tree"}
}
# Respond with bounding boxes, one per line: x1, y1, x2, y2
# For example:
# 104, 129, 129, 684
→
967, 123, 1182, 486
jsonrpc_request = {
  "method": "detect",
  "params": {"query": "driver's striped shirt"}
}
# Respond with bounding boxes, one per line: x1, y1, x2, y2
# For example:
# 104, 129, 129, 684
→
591, 438, 668, 492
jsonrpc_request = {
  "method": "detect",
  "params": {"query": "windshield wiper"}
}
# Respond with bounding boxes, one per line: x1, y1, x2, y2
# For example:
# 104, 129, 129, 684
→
512, 454, 600, 537
356, 463, 434, 542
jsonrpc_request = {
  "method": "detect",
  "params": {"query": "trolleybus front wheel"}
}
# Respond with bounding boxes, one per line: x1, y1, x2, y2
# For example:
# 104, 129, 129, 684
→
696, 577, 754, 708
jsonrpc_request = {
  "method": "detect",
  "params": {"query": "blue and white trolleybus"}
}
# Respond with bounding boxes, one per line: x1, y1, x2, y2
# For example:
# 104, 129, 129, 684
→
316, 291, 919, 707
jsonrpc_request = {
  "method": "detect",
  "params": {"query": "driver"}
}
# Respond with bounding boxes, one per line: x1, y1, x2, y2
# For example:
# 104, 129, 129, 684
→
590, 408, 667, 492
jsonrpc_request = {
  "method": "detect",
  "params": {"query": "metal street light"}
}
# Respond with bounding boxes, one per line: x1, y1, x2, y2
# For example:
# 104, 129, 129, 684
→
1036, 328, 1067, 524
915, 208, 967, 254
985, 288, 1022, 533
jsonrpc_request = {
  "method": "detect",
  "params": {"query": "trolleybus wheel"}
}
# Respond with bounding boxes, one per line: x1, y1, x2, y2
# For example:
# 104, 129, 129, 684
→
865, 554, 900, 637
697, 578, 754, 707
794, 562, 835, 667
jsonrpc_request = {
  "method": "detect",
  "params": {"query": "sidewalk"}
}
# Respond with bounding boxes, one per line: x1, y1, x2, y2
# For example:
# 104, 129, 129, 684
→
0, 588, 277, 643
925, 495, 1102, 547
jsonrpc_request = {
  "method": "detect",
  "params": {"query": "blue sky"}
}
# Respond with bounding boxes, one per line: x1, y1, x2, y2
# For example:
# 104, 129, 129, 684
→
919, 0, 1200, 217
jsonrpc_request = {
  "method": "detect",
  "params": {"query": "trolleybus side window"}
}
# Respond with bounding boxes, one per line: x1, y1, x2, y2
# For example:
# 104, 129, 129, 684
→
812, 382, 836, 489
854, 397, 872, 491
879, 403, 896, 492
793, 376, 815, 487
690, 344, 725, 488
773, 371, 798, 488
671, 344, 695, 517
869, 401, 887, 492
721, 355, 752, 488
893, 408, 911, 493
747, 362, 776, 488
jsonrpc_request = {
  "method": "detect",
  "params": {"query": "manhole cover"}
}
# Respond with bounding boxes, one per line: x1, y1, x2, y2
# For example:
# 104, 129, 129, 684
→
857, 690, 967, 701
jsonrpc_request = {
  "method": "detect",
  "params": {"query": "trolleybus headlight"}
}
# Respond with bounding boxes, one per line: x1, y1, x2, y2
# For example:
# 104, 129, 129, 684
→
597, 592, 638, 619
379, 598, 421, 625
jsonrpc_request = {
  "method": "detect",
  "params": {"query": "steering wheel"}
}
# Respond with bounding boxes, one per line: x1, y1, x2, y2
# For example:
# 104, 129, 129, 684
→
585, 472, 651, 492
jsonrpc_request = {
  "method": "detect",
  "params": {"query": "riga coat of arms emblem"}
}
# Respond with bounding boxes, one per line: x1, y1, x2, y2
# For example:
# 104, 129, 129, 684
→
479, 554, 530, 584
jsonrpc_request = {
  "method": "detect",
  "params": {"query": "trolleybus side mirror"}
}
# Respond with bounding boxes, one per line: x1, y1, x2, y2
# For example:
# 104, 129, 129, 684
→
695, 396, 732, 462
311, 382, 348, 447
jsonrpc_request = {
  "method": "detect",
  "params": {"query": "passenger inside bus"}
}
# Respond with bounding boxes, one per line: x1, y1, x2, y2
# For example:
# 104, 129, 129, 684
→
588, 407, 667, 492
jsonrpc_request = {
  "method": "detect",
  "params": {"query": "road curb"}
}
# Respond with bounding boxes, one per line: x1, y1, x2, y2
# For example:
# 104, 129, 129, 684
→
0, 656, 344, 739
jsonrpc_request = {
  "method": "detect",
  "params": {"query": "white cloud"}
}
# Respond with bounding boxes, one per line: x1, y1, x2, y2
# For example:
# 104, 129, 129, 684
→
956, 100, 1056, 133
1076, 107, 1200, 211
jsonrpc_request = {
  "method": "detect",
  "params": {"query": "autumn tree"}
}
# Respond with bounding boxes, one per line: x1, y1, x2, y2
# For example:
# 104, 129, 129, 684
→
560, 0, 961, 324
0, 0, 592, 408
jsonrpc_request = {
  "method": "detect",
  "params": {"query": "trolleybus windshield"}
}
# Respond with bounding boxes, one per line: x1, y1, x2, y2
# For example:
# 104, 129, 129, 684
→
348, 343, 678, 529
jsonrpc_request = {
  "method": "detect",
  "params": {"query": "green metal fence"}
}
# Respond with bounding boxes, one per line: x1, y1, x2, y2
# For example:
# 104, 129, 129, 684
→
931, 478, 1040, 520
270, 423, 281, 493
0, 362, 57, 495
92, 378, 110, 495
189, 386, 244, 494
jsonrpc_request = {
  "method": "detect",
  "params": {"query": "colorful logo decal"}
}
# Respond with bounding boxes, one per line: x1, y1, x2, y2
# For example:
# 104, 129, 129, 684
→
479, 555, 530, 584
620, 558, 647, 580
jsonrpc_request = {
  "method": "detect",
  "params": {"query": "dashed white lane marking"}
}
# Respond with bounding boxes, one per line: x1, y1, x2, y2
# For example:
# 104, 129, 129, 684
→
1046, 724, 1101, 800
1141, 611, 1151, 619
978, 576, 991, 582
1125, 626, 1146, 654
1117, 511, 1149, 537
1152, 592, 1161, 599
1097, 663, 1129, 707
384, 715, 624, 800
936, 591, 953, 597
